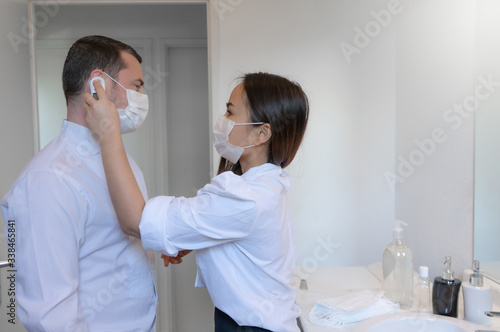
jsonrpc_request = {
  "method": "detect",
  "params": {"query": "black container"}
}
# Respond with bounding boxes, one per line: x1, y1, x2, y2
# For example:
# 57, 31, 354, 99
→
432, 276, 462, 317
432, 256, 462, 317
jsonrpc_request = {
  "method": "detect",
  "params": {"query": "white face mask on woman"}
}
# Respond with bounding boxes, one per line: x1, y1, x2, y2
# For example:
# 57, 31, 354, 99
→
213, 115, 264, 164
103, 72, 149, 134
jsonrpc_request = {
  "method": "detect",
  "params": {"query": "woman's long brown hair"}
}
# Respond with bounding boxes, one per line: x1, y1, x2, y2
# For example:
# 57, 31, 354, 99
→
218, 72, 309, 175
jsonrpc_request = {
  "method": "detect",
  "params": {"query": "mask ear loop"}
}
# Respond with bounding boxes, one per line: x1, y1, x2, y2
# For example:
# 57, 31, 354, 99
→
233, 122, 265, 126
103, 72, 126, 91
233, 122, 266, 149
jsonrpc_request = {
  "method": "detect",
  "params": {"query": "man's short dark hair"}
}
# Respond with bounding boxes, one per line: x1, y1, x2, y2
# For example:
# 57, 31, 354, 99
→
62, 35, 142, 105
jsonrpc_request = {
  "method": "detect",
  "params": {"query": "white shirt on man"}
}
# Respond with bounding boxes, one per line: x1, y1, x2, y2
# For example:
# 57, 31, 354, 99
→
1, 120, 157, 331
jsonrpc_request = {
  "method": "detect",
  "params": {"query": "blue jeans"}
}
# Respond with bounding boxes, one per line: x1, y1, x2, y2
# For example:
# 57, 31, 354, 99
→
214, 308, 273, 332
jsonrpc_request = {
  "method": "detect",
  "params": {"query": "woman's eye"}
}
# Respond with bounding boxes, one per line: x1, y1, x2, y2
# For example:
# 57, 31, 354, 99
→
225, 109, 232, 115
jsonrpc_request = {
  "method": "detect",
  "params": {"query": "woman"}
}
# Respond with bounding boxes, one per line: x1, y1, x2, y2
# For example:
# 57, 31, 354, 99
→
84, 72, 309, 331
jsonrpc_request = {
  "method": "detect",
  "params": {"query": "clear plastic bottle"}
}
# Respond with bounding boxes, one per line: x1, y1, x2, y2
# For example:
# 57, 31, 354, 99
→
417, 266, 431, 313
382, 220, 414, 309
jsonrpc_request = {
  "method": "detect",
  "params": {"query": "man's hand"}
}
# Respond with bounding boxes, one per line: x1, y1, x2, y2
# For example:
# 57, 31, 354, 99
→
161, 250, 192, 267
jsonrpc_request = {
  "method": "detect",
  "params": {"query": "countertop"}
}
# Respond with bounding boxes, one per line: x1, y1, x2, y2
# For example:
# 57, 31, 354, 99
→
293, 264, 500, 332
292, 265, 383, 332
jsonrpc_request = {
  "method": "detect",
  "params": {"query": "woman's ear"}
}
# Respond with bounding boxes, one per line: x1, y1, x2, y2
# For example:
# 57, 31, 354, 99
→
256, 123, 272, 145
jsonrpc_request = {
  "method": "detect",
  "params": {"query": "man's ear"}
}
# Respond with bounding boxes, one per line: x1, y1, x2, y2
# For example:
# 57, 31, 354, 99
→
256, 123, 272, 145
89, 69, 104, 79
87, 69, 104, 90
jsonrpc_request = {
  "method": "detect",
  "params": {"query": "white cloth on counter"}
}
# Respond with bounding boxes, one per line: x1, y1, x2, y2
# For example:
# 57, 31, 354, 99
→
307, 290, 400, 328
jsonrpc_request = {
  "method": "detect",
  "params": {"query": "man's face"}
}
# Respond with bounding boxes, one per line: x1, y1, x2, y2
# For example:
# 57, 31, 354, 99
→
107, 51, 145, 109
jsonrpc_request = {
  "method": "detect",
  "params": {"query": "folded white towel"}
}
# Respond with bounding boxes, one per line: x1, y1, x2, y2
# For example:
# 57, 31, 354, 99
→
307, 290, 400, 328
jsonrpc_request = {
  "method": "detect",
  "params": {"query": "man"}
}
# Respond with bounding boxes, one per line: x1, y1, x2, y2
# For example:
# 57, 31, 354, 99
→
1, 35, 156, 331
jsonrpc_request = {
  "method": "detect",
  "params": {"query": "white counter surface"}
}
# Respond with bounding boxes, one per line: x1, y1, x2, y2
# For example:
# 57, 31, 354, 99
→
294, 266, 382, 332
294, 265, 500, 331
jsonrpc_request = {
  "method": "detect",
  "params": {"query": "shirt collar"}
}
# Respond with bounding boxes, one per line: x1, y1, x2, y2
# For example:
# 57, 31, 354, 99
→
60, 120, 101, 156
242, 163, 290, 191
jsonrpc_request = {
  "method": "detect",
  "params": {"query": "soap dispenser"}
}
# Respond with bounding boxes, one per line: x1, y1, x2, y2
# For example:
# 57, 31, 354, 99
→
382, 220, 414, 309
463, 260, 492, 326
432, 256, 462, 317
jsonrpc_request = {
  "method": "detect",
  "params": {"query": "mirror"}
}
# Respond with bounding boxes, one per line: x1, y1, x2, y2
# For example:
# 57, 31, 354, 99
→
474, 0, 500, 283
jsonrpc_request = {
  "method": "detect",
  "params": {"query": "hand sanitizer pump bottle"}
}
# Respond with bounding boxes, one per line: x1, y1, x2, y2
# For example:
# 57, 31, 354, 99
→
382, 220, 414, 309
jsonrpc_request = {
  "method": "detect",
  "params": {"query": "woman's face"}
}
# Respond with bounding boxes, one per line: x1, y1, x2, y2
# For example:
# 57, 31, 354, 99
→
225, 83, 255, 148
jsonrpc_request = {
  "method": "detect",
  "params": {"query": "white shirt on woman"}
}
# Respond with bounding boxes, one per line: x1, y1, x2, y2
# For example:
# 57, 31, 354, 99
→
1, 120, 157, 331
140, 163, 300, 332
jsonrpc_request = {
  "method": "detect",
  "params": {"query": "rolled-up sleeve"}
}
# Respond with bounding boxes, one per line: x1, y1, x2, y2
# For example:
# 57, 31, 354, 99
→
140, 196, 176, 254
139, 172, 258, 255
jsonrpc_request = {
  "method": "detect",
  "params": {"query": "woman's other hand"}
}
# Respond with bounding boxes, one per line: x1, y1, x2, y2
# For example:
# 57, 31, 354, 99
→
83, 80, 120, 141
161, 250, 193, 267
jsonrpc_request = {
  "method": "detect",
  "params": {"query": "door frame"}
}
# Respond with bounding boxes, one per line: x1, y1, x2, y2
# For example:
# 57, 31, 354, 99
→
28, 0, 219, 176
27, 1, 218, 331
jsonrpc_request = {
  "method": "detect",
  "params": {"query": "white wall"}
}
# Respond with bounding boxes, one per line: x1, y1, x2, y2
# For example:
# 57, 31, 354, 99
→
0, 0, 34, 215
393, 0, 475, 278
212, 0, 397, 272
210, 0, 477, 279
0, 1, 34, 331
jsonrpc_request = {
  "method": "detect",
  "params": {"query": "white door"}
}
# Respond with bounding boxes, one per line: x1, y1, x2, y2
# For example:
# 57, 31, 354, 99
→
0, 2, 213, 331
164, 45, 215, 331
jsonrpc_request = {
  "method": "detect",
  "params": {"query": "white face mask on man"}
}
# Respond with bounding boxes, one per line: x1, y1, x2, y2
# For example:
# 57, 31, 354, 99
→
103, 72, 149, 134
213, 115, 264, 164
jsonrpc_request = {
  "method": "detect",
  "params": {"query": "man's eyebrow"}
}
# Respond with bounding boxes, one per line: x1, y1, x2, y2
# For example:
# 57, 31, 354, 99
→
226, 102, 234, 108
